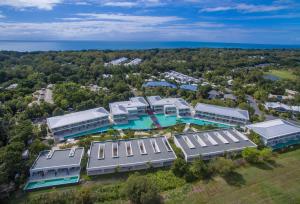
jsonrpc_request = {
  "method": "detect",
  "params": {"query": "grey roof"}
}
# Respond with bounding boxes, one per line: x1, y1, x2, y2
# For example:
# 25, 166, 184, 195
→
47, 107, 109, 129
174, 129, 256, 159
147, 96, 191, 109
208, 90, 221, 96
224, 94, 237, 100
31, 148, 84, 171
195, 103, 249, 120
87, 136, 176, 169
246, 119, 300, 140
109, 97, 149, 115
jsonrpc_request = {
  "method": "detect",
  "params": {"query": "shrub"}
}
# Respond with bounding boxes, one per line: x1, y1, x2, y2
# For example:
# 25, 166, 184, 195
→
171, 158, 188, 177
189, 158, 210, 179
208, 157, 236, 176
123, 173, 161, 204
242, 147, 260, 163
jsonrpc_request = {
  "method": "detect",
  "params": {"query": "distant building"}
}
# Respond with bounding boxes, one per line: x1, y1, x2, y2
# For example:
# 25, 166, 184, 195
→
104, 57, 128, 66
246, 119, 300, 149
124, 58, 142, 66
86, 136, 176, 175
109, 97, 149, 124
147, 96, 192, 117
179, 84, 198, 92
6, 83, 18, 90
208, 90, 222, 99
174, 128, 256, 161
47, 107, 111, 141
223, 94, 237, 101
164, 70, 202, 84
25, 147, 84, 190
143, 81, 177, 88
194, 103, 249, 125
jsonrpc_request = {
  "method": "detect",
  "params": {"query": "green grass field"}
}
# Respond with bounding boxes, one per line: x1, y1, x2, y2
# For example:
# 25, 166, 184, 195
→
165, 149, 300, 204
265, 69, 297, 81
10, 148, 300, 204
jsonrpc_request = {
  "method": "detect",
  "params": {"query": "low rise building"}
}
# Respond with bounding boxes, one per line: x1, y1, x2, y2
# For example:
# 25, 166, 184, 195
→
25, 147, 84, 190
194, 103, 249, 125
109, 97, 149, 124
264, 102, 300, 114
174, 129, 256, 161
246, 119, 300, 149
104, 57, 128, 66
164, 70, 202, 84
47, 107, 111, 141
86, 136, 176, 175
147, 96, 192, 117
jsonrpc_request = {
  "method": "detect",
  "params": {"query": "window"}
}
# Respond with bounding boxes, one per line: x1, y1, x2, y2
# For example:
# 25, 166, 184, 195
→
163, 138, 172, 151
205, 133, 218, 146
125, 142, 133, 157
138, 140, 147, 155
193, 135, 207, 147
98, 144, 105, 160
214, 132, 229, 144
150, 139, 161, 153
183, 136, 195, 149
112, 143, 119, 158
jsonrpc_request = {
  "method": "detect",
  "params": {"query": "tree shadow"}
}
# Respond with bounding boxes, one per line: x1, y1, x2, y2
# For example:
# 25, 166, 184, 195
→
252, 162, 274, 170
222, 171, 246, 187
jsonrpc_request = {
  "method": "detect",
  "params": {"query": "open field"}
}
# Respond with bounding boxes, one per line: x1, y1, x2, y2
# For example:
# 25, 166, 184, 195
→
10, 148, 300, 204
165, 148, 300, 204
264, 69, 297, 81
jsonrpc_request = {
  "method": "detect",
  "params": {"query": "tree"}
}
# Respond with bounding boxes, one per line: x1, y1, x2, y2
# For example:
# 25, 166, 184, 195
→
171, 158, 188, 177
52, 107, 64, 116
123, 173, 161, 204
259, 148, 273, 162
242, 147, 260, 163
189, 157, 210, 179
208, 157, 236, 176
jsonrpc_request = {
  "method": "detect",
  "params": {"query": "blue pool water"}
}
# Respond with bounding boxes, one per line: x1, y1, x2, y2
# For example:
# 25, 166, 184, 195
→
113, 115, 155, 130
24, 176, 79, 190
155, 114, 230, 128
63, 114, 231, 139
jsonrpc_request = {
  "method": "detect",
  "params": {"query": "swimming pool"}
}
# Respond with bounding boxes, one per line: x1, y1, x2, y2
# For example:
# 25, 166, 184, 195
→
113, 115, 155, 130
155, 114, 230, 128
24, 176, 79, 190
63, 114, 231, 139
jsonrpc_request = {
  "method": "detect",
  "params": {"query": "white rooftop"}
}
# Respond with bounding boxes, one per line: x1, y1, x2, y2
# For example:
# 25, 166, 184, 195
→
247, 119, 300, 139
147, 96, 191, 109
195, 103, 249, 120
47, 107, 109, 129
109, 97, 149, 115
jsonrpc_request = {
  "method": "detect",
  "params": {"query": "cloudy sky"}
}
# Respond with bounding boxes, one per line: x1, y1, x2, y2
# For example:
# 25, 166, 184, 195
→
0, 0, 299, 44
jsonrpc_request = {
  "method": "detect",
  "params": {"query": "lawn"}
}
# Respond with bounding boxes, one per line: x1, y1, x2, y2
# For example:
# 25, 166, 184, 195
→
265, 69, 297, 81
9, 149, 300, 204
165, 148, 300, 204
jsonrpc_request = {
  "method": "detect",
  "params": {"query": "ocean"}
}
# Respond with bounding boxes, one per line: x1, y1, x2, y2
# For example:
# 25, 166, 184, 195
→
0, 41, 299, 52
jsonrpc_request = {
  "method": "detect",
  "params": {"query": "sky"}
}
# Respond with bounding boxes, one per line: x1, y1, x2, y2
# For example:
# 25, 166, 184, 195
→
0, 0, 299, 44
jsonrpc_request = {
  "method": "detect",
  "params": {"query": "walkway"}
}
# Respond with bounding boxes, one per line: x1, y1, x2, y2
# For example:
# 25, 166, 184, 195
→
147, 110, 162, 129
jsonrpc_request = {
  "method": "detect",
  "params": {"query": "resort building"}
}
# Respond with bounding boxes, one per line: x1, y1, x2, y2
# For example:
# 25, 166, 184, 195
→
47, 107, 111, 141
147, 96, 192, 117
174, 129, 257, 162
86, 136, 176, 175
25, 147, 84, 190
194, 103, 249, 125
246, 119, 300, 149
109, 97, 149, 124
143, 81, 177, 89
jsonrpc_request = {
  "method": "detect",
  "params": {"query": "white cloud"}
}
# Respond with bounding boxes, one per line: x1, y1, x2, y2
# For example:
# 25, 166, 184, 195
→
0, 11, 5, 19
201, 3, 287, 13
103, 1, 138, 7
76, 13, 183, 24
0, 0, 62, 10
